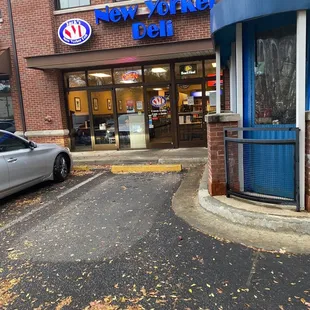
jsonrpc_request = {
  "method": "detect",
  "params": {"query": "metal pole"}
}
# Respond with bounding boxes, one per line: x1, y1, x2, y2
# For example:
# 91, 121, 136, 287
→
7, 0, 26, 135
224, 129, 230, 198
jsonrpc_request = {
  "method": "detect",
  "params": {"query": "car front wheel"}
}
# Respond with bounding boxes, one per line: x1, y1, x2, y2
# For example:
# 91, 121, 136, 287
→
53, 154, 69, 182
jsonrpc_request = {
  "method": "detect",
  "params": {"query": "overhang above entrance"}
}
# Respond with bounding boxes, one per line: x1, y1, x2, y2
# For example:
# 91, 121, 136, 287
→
25, 39, 214, 70
0, 48, 11, 75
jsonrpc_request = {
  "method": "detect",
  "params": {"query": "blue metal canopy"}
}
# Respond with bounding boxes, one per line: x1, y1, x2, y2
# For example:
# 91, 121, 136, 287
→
211, 0, 310, 34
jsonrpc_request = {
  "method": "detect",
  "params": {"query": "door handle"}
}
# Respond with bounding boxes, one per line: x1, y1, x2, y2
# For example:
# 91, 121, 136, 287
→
7, 158, 17, 163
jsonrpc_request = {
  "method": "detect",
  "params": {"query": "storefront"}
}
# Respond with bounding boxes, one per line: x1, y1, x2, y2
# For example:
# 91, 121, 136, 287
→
209, 0, 310, 210
64, 59, 220, 151
1, 0, 226, 151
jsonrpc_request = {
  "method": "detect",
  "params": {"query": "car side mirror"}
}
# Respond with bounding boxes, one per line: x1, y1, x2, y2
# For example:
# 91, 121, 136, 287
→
29, 141, 37, 149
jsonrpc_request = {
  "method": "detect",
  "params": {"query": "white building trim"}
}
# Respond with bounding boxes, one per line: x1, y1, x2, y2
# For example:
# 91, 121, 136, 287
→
216, 46, 221, 114
296, 10, 307, 210
236, 23, 244, 191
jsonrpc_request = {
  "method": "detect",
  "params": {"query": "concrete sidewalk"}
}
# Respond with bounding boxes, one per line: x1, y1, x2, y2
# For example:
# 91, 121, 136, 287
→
72, 147, 208, 166
172, 165, 310, 254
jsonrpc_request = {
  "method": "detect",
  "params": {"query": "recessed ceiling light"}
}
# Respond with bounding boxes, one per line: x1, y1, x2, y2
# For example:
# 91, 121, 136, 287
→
212, 63, 216, 68
89, 73, 111, 78
151, 67, 167, 73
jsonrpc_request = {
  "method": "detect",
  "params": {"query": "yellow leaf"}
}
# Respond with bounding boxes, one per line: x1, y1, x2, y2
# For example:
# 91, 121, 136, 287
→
189, 289, 193, 294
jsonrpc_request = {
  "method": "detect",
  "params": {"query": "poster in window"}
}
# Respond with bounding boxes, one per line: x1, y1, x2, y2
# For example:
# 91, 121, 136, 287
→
74, 97, 81, 112
93, 98, 99, 111
107, 99, 112, 110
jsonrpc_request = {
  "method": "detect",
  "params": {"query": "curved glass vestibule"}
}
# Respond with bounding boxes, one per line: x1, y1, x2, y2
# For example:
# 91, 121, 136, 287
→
242, 12, 297, 199
64, 59, 221, 151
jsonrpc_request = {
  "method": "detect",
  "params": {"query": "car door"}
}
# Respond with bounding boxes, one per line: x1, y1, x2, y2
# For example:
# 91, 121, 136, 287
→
0, 132, 47, 189
0, 154, 9, 195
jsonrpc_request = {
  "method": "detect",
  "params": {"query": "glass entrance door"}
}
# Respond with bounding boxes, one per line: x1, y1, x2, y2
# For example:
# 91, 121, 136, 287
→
115, 87, 146, 149
90, 90, 117, 150
145, 86, 173, 148
176, 83, 206, 147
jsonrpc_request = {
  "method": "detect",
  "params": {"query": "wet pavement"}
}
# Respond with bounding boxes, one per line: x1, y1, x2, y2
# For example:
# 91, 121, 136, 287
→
0, 169, 310, 309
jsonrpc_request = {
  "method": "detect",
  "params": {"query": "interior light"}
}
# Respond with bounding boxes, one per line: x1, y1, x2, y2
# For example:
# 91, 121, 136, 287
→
151, 67, 167, 73
153, 88, 163, 91
212, 63, 217, 68
89, 73, 111, 78
120, 80, 135, 84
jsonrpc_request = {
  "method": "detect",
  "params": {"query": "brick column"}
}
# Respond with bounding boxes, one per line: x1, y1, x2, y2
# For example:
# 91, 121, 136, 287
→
223, 68, 231, 112
206, 113, 240, 196
305, 112, 310, 211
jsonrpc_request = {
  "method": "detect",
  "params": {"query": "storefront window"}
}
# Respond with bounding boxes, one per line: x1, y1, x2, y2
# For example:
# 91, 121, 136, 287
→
90, 90, 116, 147
144, 64, 170, 83
175, 61, 203, 80
67, 90, 92, 151
204, 59, 218, 77
0, 79, 15, 133
146, 86, 172, 147
116, 87, 146, 149
255, 25, 296, 125
177, 84, 204, 144
88, 69, 112, 86
205, 64, 223, 113
64, 72, 87, 88
114, 66, 142, 84
57, 0, 90, 10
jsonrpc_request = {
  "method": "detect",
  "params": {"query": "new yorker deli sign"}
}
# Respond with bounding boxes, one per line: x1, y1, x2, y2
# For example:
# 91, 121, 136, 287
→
95, 0, 215, 40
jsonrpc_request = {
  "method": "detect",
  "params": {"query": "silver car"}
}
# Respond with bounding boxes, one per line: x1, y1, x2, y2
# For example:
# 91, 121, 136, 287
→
0, 130, 72, 199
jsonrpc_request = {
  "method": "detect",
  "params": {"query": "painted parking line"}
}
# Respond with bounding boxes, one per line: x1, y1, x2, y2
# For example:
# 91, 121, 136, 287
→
0, 172, 105, 234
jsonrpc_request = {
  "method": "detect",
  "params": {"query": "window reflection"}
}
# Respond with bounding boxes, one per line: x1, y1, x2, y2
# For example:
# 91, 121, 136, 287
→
64, 72, 86, 88
88, 69, 112, 86
67, 90, 92, 151
57, 0, 90, 9
115, 87, 146, 149
114, 67, 142, 84
0, 79, 15, 133
255, 25, 296, 125
144, 64, 170, 83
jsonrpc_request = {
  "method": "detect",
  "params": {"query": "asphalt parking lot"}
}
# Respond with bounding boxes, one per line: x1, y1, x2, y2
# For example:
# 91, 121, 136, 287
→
0, 169, 310, 309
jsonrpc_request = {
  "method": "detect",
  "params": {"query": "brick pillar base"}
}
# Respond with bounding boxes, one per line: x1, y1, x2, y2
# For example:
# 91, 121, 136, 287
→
18, 130, 71, 148
206, 113, 240, 196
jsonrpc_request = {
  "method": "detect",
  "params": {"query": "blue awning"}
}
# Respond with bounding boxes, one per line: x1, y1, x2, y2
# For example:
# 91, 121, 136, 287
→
211, 0, 310, 34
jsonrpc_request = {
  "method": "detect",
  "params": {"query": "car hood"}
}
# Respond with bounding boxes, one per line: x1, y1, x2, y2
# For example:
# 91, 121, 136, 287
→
36, 143, 69, 152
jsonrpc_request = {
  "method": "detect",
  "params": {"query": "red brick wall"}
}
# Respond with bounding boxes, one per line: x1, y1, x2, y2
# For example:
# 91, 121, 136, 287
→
2, 0, 212, 140
54, 9, 211, 53
0, 0, 22, 131
29, 135, 70, 147
223, 68, 230, 111
8, 0, 68, 132
207, 120, 238, 196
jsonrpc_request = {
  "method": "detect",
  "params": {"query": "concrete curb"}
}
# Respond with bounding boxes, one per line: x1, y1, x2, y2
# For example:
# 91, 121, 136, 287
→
111, 164, 182, 174
172, 165, 310, 254
198, 169, 310, 236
